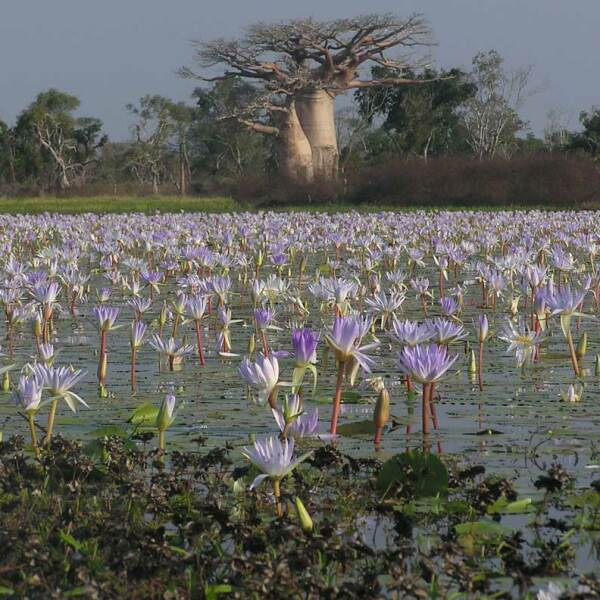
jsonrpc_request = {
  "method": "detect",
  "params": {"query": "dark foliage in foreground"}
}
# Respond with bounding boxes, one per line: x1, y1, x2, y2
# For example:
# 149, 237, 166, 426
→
0, 436, 599, 598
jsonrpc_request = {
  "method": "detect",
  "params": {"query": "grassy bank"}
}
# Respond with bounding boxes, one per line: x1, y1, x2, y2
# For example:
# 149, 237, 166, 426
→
0, 195, 585, 215
0, 195, 238, 214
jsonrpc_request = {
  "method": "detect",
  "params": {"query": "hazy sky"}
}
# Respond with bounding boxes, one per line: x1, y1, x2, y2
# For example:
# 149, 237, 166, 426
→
2, 0, 598, 139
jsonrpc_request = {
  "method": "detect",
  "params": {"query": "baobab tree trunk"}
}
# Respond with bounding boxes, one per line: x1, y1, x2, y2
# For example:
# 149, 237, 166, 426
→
295, 89, 339, 180
278, 102, 314, 182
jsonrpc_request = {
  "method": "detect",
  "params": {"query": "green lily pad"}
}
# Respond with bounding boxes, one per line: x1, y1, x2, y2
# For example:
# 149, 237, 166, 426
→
377, 451, 448, 498
337, 420, 376, 436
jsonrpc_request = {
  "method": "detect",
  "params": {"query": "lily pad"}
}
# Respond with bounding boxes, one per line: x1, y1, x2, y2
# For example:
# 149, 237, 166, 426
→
377, 451, 448, 498
337, 420, 376, 436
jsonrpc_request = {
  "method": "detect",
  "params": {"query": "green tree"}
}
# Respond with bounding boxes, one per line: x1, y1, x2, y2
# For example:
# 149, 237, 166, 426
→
15, 89, 106, 190
355, 67, 476, 159
568, 108, 600, 158
0, 119, 16, 184
191, 79, 269, 181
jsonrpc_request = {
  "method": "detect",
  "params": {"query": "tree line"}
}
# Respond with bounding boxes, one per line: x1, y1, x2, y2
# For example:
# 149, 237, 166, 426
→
0, 17, 599, 199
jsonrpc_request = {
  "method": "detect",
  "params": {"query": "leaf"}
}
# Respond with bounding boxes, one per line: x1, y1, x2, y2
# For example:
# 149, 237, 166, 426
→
564, 490, 600, 509
487, 496, 534, 515
455, 519, 512, 538
60, 530, 83, 552
204, 584, 233, 600
169, 545, 192, 558
336, 420, 376, 436
64, 588, 90, 597
377, 451, 448, 498
0, 587, 14, 596
127, 402, 159, 426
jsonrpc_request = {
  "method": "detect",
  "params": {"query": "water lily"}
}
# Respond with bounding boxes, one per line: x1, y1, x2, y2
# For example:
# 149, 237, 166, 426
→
187, 295, 208, 365
324, 315, 379, 435
92, 305, 120, 391
238, 354, 280, 408
149, 334, 195, 371
545, 283, 589, 376
31, 363, 87, 446
272, 394, 318, 439
242, 435, 312, 516
130, 321, 147, 391
498, 317, 545, 368
13, 374, 43, 457
397, 343, 458, 436
291, 327, 320, 393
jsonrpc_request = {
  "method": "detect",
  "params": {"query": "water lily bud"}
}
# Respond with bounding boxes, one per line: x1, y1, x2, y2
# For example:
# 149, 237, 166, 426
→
34, 315, 43, 338
300, 256, 307, 274
255, 250, 264, 269
478, 314, 489, 344
1, 372, 10, 392
247, 333, 256, 354
156, 392, 176, 432
159, 302, 168, 327
510, 297, 519, 317
468, 349, 477, 374
97, 352, 108, 383
294, 496, 313, 533
374, 388, 390, 432
576, 332, 588, 360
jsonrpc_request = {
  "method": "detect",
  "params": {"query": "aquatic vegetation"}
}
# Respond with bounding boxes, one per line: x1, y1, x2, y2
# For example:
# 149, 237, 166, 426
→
0, 209, 599, 595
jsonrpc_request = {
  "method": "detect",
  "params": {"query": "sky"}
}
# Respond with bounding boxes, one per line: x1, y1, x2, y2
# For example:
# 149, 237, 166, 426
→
1, 0, 598, 139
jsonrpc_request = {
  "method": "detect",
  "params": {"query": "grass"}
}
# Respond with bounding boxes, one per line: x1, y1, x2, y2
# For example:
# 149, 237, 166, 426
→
0, 195, 587, 215
0, 195, 238, 214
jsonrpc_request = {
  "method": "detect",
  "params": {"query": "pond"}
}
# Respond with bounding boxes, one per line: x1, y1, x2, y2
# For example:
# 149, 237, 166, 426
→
1, 209, 600, 597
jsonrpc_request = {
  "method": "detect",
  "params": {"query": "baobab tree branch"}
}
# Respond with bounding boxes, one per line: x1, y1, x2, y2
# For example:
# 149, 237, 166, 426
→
346, 76, 441, 89
237, 119, 279, 136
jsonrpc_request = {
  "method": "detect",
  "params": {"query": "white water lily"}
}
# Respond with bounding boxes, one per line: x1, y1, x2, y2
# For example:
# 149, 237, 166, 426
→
30, 364, 88, 412
238, 354, 280, 406
242, 435, 312, 490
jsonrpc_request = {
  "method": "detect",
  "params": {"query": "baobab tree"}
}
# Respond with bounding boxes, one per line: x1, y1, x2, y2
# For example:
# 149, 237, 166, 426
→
181, 14, 432, 181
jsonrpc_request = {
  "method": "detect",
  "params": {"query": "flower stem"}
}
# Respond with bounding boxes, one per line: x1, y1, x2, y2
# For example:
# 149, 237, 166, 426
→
45, 398, 58, 446
422, 383, 431, 436
159, 429, 166, 452
130, 348, 137, 392
567, 331, 581, 377
194, 320, 205, 366
329, 361, 345, 436
28, 413, 40, 458
273, 479, 282, 517
478, 341, 484, 391
260, 330, 269, 357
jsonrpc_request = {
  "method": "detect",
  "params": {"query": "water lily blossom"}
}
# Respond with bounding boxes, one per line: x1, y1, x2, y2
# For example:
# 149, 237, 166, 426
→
238, 354, 280, 408
242, 434, 312, 515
